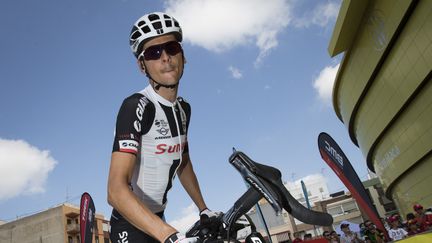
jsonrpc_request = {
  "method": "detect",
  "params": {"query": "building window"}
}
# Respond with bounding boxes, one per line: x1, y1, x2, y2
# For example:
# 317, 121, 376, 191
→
96, 236, 99, 243
67, 218, 72, 224
327, 201, 359, 217
103, 222, 110, 232
342, 201, 359, 213
68, 236, 73, 243
328, 206, 344, 216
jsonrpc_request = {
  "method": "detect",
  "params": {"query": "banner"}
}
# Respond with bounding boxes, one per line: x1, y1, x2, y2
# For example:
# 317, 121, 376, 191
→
318, 132, 387, 237
80, 192, 96, 243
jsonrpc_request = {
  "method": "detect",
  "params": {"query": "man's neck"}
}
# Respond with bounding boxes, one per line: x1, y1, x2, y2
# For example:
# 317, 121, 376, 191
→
151, 82, 178, 103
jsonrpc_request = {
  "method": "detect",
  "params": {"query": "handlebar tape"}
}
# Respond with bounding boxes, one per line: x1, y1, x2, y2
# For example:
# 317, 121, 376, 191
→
229, 150, 333, 226
277, 182, 333, 226
222, 187, 262, 227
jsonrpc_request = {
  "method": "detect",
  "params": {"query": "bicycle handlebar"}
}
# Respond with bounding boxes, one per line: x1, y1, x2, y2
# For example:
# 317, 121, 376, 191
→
227, 150, 333, 226
186, 149, 333, 241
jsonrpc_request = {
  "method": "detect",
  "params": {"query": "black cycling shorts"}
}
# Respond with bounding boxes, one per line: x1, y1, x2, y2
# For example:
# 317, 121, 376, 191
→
110, 209, 164, 243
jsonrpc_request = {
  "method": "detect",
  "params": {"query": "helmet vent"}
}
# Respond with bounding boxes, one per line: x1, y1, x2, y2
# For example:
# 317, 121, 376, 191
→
138, 21, 146, 27
152, 21, 162, 30
165, 20, 172, 27
130, 30, 141, 40
141, 25, 151, 34
148, 14, 160, 21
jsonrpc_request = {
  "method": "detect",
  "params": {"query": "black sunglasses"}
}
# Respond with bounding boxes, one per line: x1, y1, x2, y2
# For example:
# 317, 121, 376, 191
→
140, 41, 183, 61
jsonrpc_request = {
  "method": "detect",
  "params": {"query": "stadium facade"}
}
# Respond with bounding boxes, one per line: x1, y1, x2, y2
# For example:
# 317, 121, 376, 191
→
328, 0, 431, 217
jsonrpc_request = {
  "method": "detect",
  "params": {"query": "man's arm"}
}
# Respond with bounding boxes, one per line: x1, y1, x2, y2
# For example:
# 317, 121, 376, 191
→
107, 152, 177, 242
177, 153, 207, 212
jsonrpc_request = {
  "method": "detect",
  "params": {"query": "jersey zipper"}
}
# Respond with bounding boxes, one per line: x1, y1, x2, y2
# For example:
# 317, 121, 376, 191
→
172, 103, 183, 164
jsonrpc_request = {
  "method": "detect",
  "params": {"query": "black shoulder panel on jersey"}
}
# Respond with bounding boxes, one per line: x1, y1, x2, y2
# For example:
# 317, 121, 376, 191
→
177, 96, 191, 130
112, 93, 155, 154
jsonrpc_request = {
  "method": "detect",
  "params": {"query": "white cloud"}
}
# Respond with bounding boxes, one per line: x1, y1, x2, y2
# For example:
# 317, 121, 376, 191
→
285, 173, 328, 190
0, 138, 57, 200
313, 63, 340, 105
293, 1, 340, 28
165, 0, 292, 64
228, 66, 243, 79
168, 204, 199, 234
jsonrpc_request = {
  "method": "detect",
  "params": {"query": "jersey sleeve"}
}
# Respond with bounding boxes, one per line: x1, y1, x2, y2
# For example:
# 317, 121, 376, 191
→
112, 94, 155, 154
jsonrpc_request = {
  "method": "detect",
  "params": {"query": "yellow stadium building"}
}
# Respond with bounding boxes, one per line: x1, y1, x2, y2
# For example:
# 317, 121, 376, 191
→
328, 0, 431, 217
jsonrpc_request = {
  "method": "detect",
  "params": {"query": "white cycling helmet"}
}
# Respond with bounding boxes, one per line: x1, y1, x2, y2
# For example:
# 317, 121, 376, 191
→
129, 12, 183, 58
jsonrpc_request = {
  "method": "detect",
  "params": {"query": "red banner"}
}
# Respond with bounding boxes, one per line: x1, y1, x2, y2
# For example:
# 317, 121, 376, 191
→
318, 132, 388, 239
80, 192, 96, 243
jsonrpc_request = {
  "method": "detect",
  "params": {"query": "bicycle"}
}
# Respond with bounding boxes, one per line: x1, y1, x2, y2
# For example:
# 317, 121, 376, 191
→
184, 149, 333, 243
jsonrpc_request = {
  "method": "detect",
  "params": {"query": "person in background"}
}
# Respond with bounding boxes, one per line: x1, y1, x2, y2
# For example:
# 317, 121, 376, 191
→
381, 217, 391, 232
403, 213, 416, 229
363, 220, 386, 243
406, 219, 424, 236
330, 230, 341, 243
340, 223, 364, 243
292, 232, 303, 243
323, 231, 332, 242
387, 215, 407, 241
359, 223, 367, 239
303, 233, 313, 241
413, 204, 432, 231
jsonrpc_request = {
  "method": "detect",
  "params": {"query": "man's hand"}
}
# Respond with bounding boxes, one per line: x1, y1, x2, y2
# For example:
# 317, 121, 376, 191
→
199, 208, 221, 220
165, 233, 197, 243
197, 209, 224, 240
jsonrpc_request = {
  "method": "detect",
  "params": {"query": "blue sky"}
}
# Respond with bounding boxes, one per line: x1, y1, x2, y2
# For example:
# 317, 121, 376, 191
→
0, 0, 368, 231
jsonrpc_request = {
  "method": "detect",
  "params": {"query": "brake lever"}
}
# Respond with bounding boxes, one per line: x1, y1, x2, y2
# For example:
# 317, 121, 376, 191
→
229, 152, 282, 215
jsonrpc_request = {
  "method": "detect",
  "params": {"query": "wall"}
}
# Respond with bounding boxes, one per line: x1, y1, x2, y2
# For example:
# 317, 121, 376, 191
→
330, 0, 432, 217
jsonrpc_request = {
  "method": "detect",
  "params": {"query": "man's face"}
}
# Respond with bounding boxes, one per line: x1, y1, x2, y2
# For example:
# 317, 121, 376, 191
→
140, 34, 184, 86
341, 226, 350, 233
365, 222, 375, 231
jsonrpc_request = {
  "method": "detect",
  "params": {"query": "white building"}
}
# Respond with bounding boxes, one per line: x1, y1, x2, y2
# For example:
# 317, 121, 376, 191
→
284, 174, 331, 206
248, 173, 332, 241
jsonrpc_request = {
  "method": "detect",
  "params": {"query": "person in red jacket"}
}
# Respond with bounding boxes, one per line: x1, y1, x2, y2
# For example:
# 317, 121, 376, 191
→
292, 232, 303, 243
407, 219, 423, 236
413, 204, 432, 231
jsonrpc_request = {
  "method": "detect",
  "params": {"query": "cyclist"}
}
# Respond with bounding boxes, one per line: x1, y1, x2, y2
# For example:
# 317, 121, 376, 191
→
107, 12, 217, 243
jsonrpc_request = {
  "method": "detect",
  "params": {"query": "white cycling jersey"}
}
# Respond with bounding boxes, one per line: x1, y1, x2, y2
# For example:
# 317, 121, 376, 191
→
112, 85, 190, 213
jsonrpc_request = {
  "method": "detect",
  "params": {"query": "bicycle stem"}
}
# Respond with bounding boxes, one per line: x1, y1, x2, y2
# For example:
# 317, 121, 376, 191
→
222, 187, 262, 227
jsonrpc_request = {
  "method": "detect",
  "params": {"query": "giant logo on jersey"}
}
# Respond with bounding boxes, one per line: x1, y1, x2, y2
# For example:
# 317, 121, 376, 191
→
134, 97, 149, 133
119, 140, 139, 153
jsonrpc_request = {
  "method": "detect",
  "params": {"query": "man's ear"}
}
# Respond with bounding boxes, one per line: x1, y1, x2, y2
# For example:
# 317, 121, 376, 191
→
137, 59, 146, 74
